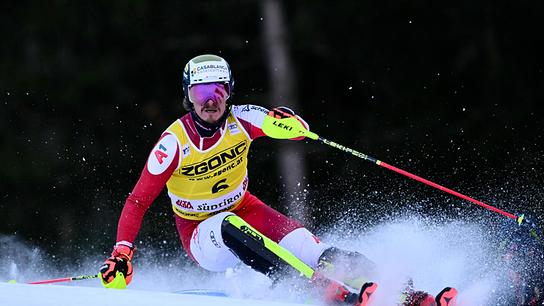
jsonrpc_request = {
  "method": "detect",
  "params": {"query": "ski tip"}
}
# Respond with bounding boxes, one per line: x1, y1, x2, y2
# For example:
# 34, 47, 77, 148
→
361, 282, 378, 293
435, 287, 458, 306
357, 282, 378, 306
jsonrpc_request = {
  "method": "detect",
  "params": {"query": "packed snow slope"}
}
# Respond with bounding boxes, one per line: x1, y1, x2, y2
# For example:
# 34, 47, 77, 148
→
0, 282, 313, 306
1, 216, 529, 305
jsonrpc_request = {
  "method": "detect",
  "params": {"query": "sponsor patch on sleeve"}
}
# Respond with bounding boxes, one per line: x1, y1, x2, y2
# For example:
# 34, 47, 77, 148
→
147, 133, 177, 175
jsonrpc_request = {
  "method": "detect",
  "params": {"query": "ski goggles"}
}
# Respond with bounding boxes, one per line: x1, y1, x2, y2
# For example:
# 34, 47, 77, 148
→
188, 82, 229, 106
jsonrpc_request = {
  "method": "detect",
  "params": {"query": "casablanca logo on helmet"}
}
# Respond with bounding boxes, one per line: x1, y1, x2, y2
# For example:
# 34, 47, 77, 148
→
190, 62, 230, 84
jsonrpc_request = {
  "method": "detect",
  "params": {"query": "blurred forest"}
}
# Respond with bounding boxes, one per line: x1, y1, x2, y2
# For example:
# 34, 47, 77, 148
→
1, 1, 543, 260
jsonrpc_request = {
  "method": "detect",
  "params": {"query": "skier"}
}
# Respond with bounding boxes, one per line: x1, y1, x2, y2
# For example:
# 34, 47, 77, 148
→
99, 54, 442, 305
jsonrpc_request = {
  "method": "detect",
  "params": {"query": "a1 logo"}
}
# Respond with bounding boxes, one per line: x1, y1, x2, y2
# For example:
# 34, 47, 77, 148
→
148, 134, 176, 175
154, 144, 168, 164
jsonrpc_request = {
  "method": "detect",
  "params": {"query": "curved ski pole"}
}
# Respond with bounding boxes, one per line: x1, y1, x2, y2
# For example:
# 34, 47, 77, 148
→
262, 115, 523, 224
25, 274, 99, 285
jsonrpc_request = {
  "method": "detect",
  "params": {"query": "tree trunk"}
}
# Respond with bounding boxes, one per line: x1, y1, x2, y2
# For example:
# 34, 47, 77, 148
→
261, 0, 309, 224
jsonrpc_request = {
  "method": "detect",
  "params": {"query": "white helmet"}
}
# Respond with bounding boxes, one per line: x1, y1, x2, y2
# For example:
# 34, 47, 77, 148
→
182, 54, 234, 101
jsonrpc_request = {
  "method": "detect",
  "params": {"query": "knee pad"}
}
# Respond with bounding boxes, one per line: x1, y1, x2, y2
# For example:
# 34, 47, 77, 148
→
189, 212, 240, 272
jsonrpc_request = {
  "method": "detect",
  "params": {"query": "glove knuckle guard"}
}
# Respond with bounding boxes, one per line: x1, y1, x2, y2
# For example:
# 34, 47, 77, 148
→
100, 260, 117, 283
269, 106, 295, 119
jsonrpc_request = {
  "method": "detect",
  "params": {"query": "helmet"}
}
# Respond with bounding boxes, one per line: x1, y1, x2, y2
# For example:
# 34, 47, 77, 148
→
182, 54, 234, 103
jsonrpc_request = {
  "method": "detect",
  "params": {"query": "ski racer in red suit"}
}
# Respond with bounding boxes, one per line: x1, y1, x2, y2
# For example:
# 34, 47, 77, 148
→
99, 54, 438, 306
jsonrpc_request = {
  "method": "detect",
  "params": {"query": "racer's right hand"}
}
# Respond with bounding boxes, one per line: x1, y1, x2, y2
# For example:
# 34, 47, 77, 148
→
268, 106, 309, 140
99, 244, 134, 289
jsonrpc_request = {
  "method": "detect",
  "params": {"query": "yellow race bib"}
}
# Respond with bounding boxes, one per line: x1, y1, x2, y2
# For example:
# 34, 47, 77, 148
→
165, 113, 252, 220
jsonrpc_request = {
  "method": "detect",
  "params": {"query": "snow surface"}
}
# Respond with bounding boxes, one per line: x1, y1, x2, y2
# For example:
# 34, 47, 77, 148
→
1, 216, 522, 305
0, 282, 311, 306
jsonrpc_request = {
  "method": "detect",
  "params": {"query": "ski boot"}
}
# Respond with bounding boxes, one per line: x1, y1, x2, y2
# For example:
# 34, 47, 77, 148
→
318, 247, 376, 282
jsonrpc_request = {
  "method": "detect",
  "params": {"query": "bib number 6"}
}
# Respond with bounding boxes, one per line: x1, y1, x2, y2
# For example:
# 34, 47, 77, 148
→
212, 179, 229, 194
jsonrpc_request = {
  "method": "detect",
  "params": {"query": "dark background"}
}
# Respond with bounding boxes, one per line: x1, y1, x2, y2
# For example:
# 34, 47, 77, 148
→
1, 1, 543, 261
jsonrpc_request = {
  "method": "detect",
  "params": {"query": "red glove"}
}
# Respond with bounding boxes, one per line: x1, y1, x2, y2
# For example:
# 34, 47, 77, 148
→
268, 106, 309, 140
100, 244, 135, 287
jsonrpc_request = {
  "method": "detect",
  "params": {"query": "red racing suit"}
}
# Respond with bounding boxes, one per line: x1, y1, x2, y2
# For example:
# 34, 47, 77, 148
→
115, 105, 305, 260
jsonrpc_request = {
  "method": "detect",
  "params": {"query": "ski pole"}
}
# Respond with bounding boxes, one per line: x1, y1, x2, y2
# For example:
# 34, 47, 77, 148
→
262, 115, 525, 225
25, 274, 99, 285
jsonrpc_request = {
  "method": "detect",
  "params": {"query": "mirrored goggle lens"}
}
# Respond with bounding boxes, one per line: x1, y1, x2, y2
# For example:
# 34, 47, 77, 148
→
188, 83, 229, 105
